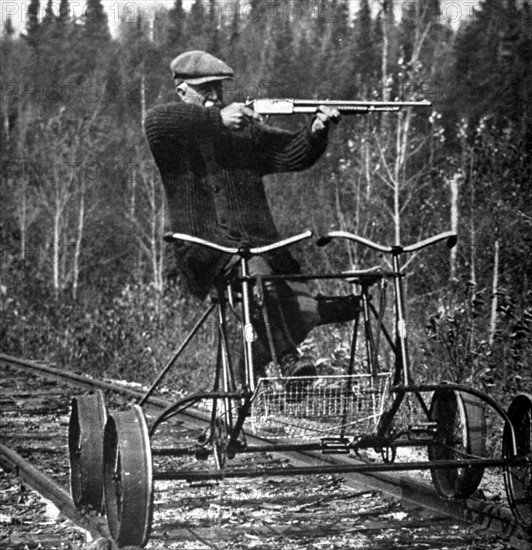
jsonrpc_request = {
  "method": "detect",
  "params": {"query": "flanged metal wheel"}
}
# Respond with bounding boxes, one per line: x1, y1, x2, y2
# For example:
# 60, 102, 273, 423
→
503, 393, 532, 532
103, 404, 153, 548
428, 389, 486, 499
68, 391, 107, 511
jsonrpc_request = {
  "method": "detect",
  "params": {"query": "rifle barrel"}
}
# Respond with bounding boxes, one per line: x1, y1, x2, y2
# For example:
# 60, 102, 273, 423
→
294, 100, 431, 107
252, 98, 432, 115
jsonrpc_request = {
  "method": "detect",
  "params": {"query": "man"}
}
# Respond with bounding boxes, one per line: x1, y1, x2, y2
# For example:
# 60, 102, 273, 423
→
144, 50, 358, 381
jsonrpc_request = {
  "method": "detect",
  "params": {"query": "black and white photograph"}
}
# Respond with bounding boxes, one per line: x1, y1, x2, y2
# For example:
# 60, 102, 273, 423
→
1, 1, 531, 548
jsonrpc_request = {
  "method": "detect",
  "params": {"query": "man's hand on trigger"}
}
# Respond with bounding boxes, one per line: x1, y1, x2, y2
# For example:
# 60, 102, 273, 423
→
311, 105, 341, 134
220, 103, 263, 130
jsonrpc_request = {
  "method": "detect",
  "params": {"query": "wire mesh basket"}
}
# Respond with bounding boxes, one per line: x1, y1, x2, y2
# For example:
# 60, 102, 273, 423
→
248, 373, 391, 439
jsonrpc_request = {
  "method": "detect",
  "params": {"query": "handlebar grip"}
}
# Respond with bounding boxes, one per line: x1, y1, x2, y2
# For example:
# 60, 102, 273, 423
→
316, 235, 332, 246
402, 231, 458, 253
316, 236, 332, 247
447, 234, 458, 249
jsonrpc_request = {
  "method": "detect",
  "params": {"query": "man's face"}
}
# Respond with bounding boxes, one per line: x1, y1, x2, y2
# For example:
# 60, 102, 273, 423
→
177, 81, 224, 108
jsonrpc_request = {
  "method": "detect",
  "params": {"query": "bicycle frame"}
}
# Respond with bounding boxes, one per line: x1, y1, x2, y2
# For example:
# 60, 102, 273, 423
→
146, 231, 320, 449
69, 220, 532, 547
319, 231, 520, 457
144, 233, 389, 453
142, 229, 520, 462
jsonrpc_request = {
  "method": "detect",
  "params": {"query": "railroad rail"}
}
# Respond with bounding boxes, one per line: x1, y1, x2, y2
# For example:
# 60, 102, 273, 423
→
1, 353, 529, 549
0, 443, 110, 541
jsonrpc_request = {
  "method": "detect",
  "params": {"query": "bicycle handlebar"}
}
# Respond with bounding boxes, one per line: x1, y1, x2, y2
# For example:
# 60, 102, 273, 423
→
402, 231, 457, 253
317, 230, 457, 254
164, 230, 313, 256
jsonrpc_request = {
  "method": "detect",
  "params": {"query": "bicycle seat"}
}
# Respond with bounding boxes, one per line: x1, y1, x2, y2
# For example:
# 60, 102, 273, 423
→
341, 266, 386, 285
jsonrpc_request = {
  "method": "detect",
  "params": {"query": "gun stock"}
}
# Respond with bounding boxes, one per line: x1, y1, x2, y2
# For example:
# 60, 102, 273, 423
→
250, 98, 432, 115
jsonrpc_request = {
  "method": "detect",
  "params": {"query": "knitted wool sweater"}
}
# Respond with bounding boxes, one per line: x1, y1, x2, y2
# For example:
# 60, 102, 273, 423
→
144, 101, 328, 299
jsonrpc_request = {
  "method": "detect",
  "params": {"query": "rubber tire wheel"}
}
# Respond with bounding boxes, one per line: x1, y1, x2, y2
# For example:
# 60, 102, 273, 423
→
103, 405, 153, 548
503, 393, 532, 533
428, 389, 486, 499
68, 391, 107, 511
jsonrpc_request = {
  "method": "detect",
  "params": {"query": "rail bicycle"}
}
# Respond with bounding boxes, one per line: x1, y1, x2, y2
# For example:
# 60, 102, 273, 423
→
68, 229, 532, 548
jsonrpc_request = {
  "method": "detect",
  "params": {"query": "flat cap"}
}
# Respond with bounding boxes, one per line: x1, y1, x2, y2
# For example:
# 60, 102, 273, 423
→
170, 50, 234, 85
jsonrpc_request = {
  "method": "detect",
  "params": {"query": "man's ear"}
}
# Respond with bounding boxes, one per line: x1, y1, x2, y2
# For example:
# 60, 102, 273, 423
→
175, 82, 187, 98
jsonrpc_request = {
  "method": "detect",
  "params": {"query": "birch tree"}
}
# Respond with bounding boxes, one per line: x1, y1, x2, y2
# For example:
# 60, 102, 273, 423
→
126, 149, 166, 296
28, 108, 103, 298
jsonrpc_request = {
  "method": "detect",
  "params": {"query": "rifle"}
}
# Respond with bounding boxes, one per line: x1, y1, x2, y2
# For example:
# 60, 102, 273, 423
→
248, 98, 432, 115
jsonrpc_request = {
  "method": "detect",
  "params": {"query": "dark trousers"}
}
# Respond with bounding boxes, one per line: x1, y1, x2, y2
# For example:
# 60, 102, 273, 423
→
242, 256, 359, 376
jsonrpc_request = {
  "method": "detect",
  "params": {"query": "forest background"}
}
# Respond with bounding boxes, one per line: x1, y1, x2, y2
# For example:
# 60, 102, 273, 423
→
1, 0, 531, 406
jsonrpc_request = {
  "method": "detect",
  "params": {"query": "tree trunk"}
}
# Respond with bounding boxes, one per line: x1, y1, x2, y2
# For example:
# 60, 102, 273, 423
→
2, 91, 8, 144
381, 0, 395, 102
72, 179, 86, 300
449, 173, 459, 280
381, 0, 395, 137
53, 202, 61, 298
127, 154, 166, 295
393, 109, 412, 244
364, 139, 371, 200
149, 176, 160, 293
20, 183, 27, 260
467, 151, 477, 352
489, 239, 500, 347
140, 71, 146, 125
157, 208, 165, 293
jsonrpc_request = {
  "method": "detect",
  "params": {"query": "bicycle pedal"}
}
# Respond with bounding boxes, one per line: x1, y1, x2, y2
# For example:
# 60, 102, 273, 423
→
320, 437, 350, 454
